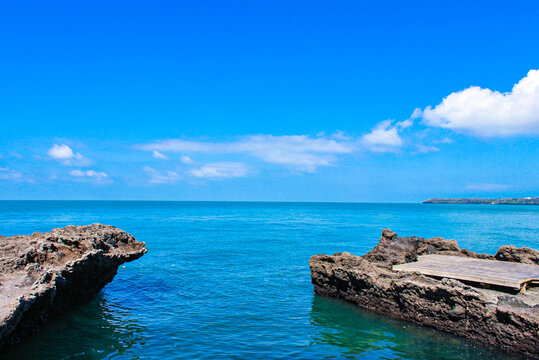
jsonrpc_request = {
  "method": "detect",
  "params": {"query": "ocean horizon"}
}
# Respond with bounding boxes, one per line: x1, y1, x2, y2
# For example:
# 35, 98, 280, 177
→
1, 201, 536, 359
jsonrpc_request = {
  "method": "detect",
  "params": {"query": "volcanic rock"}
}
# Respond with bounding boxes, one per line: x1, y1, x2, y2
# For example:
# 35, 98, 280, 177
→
495, 245, 539, 265
0, 224, 147, 347
310, 229, 539, 358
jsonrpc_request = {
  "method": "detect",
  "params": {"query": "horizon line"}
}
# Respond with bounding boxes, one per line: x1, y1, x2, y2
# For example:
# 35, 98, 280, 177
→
0, 199, 423, 204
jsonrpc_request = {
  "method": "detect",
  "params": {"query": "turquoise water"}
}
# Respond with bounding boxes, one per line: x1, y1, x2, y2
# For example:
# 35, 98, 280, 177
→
0, 201, 537, 360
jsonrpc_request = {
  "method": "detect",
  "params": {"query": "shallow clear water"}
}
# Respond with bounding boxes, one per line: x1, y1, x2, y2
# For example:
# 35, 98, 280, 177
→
0, 201, 537, 360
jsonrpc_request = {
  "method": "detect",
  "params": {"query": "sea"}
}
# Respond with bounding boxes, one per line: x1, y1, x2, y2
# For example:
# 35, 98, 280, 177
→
0, 201, 537, 360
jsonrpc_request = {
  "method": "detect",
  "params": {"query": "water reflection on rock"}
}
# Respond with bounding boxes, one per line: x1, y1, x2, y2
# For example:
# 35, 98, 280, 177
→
309, 294, 520, 360
1, 293, 146, 360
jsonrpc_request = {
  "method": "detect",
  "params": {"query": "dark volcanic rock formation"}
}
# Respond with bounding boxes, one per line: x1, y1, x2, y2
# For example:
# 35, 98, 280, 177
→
495, 245, 539, 265
362, 229, 494, 268
0, 224, 147, 347
310, 230, 539, 358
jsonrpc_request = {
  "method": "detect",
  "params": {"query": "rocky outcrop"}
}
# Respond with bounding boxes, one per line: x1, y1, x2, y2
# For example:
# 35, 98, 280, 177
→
0, 224, 147, 347
362, 229, 493, 268
310, 230, 539, 358
495, 245, 539, 265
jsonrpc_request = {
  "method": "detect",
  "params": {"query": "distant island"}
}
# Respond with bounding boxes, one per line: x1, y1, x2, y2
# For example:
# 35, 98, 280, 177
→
423, 197, 538, 205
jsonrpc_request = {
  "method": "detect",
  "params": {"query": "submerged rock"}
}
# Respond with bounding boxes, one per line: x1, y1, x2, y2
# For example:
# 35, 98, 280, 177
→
0, 224, 147, 347
310, 229, 539, 358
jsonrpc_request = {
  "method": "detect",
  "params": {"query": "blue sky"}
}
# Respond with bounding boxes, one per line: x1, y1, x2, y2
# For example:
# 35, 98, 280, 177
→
1, 0, 538, 201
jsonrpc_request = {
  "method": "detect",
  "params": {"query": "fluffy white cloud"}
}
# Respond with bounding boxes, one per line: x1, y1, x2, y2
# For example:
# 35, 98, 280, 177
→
190, 162, 248, 179
464, 183, 511, 192
70, 169, 109, 181
48, 144, 91, 166
361, 120, 404, 152
0, 167, 22, 180
422, 69, 539, 136
48, 144, 74, 159
138, 134, 356, 172
143, 166, 181, 184
152, 150, 167, 159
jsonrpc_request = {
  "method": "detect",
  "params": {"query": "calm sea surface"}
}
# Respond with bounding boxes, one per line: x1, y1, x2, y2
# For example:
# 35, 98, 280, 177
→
0, 201, 537, 360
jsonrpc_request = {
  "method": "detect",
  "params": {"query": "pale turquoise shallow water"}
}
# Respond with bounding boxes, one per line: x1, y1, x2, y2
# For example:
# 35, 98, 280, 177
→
0, 201, 537, 360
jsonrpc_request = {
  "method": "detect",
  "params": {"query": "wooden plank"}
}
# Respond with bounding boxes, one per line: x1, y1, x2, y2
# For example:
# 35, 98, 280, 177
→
392, 254, 539, 290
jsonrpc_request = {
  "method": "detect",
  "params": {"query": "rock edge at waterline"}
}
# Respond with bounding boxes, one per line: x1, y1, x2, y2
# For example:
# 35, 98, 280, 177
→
309, 229, 539, 358
0, 224, 147, 347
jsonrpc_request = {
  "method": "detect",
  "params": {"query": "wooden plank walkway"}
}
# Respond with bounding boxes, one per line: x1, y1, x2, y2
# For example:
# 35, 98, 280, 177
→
392, 254, 539, 290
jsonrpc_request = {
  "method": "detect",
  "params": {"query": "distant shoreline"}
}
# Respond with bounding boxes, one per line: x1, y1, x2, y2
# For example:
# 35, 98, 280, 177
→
423, 197, 538, 205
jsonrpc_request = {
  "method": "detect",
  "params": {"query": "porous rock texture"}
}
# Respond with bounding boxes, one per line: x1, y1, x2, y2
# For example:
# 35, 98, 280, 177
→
495, 245, 539, 265
310, 229, 539, 358
0, 224, 147, 347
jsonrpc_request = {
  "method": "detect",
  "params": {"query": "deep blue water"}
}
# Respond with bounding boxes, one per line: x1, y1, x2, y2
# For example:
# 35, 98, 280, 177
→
0, 201, 537, 360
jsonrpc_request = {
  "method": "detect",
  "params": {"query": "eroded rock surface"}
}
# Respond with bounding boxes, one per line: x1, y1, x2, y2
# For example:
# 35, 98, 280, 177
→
310, 230, 539, 358
495, 245, 539, 265
0, 224, 147, 347
362, 229, 494, 268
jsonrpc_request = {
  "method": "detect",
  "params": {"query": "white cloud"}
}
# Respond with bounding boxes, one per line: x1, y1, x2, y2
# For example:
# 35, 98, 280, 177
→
69, 170, 84, 176
435, 137, 453, 144
396, 119, 413, 129
0, 167, 22, 180
48, 144, 91, 166
138, 134, 356, 172
415, 145, 440, 154
464, 183, 511, 192
190, 162, 248, 179
152, 150, 167, 159
48, 144, 74, 159
180, 155, 194, 164
410, 108, 422, 120
361, 120, 404, 152
70, 169, 109, 181
242, 135, 344, 172
143, 166, 181, 184
422, 69, 539, 136
331, 130, 352, 140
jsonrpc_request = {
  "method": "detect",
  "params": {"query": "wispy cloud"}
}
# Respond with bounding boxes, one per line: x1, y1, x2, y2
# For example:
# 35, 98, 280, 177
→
138, 134, 357, 172
415, 145, 440, 154
180, 155, 194, 164
143, 166, 181, 184
0, 167, 22, 180
409, 108, 423, 120
190, 162, 248, 179
421, 69, 539, 136
434, 137, 453, 144
464, 183, 512, 192
70, 169, 110, 182
152, 150, 167, 159
48, 144, 92, 166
